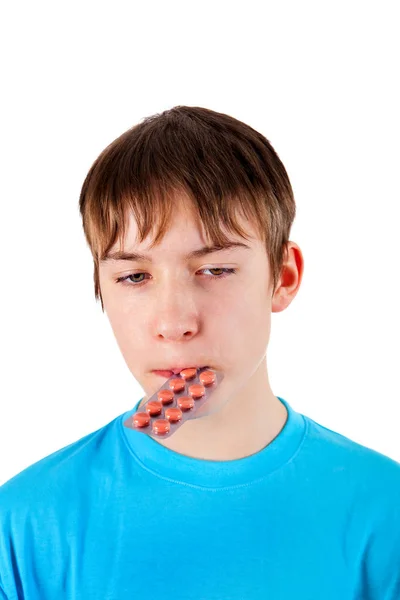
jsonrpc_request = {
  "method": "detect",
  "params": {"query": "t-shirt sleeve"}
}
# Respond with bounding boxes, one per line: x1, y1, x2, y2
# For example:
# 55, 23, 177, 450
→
361, 501, 400, 598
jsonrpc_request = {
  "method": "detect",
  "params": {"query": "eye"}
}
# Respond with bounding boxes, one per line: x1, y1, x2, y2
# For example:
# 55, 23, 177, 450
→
115, 267, 237, 287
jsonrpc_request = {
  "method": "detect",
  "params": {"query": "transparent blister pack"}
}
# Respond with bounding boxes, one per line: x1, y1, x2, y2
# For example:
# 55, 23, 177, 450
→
123, 367, 224, 439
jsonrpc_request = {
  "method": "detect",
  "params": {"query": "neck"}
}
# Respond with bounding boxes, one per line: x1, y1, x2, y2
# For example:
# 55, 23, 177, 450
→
141, 360, 288, 461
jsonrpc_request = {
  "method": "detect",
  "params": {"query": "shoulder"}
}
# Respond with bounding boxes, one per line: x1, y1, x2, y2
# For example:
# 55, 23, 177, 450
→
301, 411, 400, 510
301, 411, 400, 594
0, 412, 122, 513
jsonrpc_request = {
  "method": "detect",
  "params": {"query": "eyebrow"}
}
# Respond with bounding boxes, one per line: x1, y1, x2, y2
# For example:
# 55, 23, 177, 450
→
101, 242, 250, 263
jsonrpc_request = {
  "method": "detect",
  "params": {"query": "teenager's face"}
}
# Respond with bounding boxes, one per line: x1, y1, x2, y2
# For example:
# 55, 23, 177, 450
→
99, 197, 284, 413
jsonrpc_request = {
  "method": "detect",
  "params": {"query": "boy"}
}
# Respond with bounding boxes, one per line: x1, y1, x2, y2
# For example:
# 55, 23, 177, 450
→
1, 106, 399, 599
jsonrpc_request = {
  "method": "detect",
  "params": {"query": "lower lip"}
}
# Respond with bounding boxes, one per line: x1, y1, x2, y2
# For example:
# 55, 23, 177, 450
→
153, 370, 175, 378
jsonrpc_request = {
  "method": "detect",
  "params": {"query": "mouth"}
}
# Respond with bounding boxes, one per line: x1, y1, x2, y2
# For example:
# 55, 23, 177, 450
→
152, 365, 209, 377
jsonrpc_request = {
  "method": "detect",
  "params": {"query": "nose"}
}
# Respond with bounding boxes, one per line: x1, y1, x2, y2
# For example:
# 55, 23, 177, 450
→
152, 281, 200, 342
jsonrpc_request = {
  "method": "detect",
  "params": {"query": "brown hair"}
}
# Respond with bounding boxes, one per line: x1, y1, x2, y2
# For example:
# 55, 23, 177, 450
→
78, 106, 296, 312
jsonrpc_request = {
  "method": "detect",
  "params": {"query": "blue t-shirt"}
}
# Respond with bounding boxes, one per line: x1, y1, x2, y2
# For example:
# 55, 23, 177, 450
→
1, 396, 400, 599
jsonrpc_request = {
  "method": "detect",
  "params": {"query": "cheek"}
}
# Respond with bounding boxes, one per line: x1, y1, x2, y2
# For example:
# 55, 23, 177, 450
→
105, 305, 144, 352
206, 293, 260, 344
216, 288, 271, 347
226, 284, 266, 321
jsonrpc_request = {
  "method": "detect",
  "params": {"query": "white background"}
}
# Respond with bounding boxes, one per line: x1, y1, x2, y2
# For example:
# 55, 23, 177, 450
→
0, 1, 399, 485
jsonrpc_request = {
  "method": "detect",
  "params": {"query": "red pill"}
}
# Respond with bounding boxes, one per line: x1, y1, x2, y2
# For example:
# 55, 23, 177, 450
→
188, 383, 205, 399
180, 367, 197, 380
152, 419, 170, 435
199, 369, 216, 386
146, 400, 163, 416
165, 407, 183, 423
177, 396, 195, 411
133, 412, 151, 428
157, 389, 174, 405
169, 378, 186, 393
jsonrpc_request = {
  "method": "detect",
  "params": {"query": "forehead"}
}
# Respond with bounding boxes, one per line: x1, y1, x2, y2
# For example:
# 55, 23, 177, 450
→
110, 195, 260, 255
126, 199, 204, 242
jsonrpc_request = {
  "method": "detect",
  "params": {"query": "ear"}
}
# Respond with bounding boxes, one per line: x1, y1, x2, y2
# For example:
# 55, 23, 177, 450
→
271, 242, 304, 313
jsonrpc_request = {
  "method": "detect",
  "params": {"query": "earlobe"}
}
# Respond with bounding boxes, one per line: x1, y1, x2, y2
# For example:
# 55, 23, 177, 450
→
271, 289, 291, 313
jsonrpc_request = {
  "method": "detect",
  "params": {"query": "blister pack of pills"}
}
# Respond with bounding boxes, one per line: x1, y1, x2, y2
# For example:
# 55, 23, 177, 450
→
123, 367, 224, 438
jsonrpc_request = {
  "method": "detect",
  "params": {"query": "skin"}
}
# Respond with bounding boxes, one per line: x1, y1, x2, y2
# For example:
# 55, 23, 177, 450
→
99, 194, 304, 461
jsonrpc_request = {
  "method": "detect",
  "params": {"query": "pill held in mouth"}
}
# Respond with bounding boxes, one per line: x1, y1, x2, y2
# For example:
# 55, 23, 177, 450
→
179, 367, 197, 380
